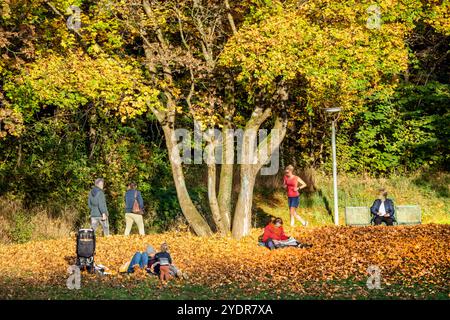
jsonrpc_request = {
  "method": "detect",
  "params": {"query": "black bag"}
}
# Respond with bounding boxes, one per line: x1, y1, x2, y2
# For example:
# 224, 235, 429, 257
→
76, 228, 96, 273
258, 233, 264, 243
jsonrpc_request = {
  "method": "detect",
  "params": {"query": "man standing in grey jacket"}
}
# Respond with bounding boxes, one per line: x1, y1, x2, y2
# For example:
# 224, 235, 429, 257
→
88, 178, 110, 236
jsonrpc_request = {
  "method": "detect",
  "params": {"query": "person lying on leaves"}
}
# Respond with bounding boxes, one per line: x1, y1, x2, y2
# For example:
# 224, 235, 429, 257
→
119, 244, 188, 280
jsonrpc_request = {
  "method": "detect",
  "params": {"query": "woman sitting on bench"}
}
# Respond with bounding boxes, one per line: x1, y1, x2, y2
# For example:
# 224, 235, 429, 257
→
370, 188, 395, 226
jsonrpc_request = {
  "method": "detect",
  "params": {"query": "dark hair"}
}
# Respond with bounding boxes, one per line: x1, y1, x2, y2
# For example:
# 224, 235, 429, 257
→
274, 217, 283, 225
128, 182, 137, 189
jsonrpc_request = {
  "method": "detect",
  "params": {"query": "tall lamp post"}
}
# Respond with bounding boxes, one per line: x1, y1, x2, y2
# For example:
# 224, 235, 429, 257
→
325, 107, 341, 226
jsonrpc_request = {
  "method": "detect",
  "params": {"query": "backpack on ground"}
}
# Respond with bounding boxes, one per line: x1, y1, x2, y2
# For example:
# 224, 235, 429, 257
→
257, 233, 266, 247
258, 233, 264, 243
76, 228, 96, 273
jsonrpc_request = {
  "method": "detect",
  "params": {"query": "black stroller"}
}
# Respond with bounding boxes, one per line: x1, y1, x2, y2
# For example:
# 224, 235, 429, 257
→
76, 228, 96, 273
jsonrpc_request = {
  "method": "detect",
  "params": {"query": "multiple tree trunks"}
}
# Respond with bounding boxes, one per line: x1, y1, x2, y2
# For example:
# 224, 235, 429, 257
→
137, 1, 289, 238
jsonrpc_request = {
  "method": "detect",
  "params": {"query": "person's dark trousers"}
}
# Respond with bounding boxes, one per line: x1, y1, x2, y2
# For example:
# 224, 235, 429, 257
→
374, 216, 394, 226
265, 238, 277, 250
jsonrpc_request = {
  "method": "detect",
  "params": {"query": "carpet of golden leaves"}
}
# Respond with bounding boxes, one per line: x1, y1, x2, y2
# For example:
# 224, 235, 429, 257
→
0, 224, 448, 297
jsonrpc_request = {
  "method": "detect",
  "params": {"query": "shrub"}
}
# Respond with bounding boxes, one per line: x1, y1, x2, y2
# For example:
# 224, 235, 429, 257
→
10, 212, 34, 244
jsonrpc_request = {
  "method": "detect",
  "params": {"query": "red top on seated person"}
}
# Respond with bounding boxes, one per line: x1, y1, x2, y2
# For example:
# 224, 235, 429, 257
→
262, 218, 289, 242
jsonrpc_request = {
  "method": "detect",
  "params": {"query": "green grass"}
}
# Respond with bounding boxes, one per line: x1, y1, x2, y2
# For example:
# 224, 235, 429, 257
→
1, 276, 448, 300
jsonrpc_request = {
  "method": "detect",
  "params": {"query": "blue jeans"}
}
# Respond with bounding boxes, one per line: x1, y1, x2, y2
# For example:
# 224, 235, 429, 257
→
127, 252, 149, 273
288, 196, 300, 208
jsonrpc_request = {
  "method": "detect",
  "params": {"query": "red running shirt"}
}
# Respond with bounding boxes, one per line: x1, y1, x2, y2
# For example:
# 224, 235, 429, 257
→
284, 175, 299, 197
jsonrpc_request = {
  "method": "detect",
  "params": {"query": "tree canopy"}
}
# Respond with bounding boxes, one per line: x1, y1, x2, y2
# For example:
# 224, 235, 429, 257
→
0, 0, 448, 236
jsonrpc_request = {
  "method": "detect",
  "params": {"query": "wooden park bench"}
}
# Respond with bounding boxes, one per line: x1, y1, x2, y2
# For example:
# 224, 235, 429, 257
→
345, 205, 422, 226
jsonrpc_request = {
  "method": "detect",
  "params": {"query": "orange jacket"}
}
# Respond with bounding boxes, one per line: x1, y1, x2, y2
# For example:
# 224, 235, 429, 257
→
262, 223, 289, 242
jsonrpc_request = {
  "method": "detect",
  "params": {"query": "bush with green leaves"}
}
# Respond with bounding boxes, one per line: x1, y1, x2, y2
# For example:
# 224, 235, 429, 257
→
10, 212, 34, 244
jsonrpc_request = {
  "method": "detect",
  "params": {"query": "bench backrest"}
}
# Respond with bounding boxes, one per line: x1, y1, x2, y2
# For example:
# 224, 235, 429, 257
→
395, 205, 422, 225
345, 207, 371, 226
345, 205, 421, 226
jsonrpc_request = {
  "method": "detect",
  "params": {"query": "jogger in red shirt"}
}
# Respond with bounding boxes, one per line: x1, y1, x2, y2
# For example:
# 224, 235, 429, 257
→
283, 165, 308, 227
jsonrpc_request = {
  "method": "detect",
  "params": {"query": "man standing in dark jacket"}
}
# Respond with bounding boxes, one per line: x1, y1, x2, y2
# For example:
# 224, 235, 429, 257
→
370, 188, 395, 226
88, 178, 110, 236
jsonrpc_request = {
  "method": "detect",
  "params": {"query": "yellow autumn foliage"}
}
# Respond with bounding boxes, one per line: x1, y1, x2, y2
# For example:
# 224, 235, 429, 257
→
12, 49, 161, 121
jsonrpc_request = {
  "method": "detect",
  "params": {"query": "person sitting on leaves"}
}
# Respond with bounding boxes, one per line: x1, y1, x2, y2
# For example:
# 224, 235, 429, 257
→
147, 244, 187, 280
151, 242, 173, 285
262, 217, 312, 250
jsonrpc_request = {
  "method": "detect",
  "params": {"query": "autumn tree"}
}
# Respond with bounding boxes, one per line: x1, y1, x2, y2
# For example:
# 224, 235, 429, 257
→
1, 0, 448, 238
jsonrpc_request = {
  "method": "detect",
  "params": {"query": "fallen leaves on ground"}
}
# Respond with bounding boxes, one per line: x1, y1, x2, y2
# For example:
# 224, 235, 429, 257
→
0, 224, 448, 298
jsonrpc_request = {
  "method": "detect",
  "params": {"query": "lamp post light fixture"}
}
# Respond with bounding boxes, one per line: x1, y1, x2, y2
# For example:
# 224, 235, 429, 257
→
325, 107, 341, 226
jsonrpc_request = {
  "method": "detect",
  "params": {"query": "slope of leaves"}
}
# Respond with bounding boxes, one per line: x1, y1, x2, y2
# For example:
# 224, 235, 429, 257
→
0, 224, 448, 298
